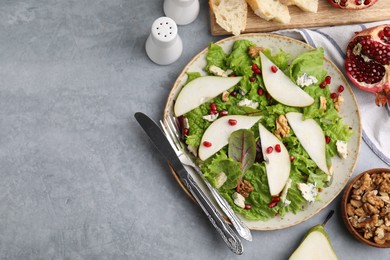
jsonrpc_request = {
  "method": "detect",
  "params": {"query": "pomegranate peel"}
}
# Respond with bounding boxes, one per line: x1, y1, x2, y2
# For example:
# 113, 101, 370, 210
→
345, 24, 390, 106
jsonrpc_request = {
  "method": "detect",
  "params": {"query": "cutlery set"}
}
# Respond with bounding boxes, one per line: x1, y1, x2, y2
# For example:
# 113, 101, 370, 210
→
135, 112, 252, 254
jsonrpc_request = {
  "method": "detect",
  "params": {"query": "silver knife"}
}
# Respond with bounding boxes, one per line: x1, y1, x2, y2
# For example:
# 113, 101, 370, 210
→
159, 116, 252, 241
134, 112, 244, 255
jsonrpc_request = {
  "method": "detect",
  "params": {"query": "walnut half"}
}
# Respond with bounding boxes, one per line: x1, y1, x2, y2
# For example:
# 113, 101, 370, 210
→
248, 46, 265, 58
274, 115, 290, 140
237, 180, 254, 198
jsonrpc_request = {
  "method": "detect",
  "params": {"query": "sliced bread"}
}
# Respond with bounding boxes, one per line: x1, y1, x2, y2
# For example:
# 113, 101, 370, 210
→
246, 0, 291, 24
280, 0, 318, 13
209, 0, 247, 36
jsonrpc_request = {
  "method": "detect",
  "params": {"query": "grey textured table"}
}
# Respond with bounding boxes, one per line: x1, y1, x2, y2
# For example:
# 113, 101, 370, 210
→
0, 1, 389, 259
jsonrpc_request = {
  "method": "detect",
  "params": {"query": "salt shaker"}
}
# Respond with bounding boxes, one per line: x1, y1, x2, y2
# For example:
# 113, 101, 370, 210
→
145, 17, 183, 65
163, 0, 200, 25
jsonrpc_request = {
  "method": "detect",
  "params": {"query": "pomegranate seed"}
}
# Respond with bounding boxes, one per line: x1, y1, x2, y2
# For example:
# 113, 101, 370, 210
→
268, 201, 277, 208
249, 77, 256, 82
338, 85, 345, 93
229, 73, 237, 77
254, 69, 261, 75
266, 146, 273, 154
330, 92, 338, 99
290, 155, 295, 162
209, 109, 218, 115
325, 75, 332, 84
325, 136, 331, 144
203, 141, 212, 147
275, 144, 281, 153
252, 64, 258, 71
228, 119, 237, 126
320, 75, 331, 88
271, 66, 278, 73
266, 93, 272, 100
271, 197, 280, 203
244, 204, 252, 210
378, 30, 385, 39
257, 88, 264, 96
230, 91, 237, 97
210, 103, 217, 111
384, 27, 390, 37
219, 110, 228, 116
183, 128, 189, 136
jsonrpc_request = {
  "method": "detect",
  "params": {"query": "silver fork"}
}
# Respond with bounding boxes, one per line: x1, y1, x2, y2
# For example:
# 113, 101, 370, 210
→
161, 115, 252, 242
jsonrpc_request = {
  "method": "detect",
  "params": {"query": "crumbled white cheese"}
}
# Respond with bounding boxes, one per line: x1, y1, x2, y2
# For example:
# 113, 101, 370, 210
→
280, 178, 292, 204
296, 73, 318, 87
283, 199, 291, 207
232, 192, 245, 208
297, 183, 318, 203
187, 144, 198, 157
215, 172, 227, 189
336, 140, 348, 159
327, 165, 334, 182
209, 65, 232, 77
237, 98, 259, 109
202, 113, 218, 122
182, 117, 190, 129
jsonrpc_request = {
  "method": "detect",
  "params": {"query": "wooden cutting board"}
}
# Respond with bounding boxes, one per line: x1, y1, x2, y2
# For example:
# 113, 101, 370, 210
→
209, 0, 390, 36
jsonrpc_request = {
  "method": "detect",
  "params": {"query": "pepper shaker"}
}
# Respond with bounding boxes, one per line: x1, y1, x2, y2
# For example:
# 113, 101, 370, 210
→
163, 0, 200, 25
145, 17, 183, 65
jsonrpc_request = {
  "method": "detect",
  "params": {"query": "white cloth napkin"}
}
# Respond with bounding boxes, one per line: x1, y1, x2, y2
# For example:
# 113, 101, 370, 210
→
276, 21, 390, 166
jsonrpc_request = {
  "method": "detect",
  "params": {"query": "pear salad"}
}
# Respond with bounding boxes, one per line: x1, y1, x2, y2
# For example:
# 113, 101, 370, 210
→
173, 39, 353, 221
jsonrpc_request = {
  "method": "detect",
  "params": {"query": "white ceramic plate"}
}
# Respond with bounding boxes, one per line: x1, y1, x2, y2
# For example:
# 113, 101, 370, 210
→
164, 33, 362, 230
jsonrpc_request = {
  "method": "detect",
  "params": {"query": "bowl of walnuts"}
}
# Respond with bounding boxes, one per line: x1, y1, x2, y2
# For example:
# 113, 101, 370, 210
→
341, 168, 390, 248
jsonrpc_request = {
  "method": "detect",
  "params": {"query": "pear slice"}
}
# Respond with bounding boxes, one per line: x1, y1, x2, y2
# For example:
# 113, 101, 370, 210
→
285, 112, 329, 174
174, 76, 242, 116
260, 52, 314, 107
290, 211, 338, 260
258, 123, 291, 196
199, 115, 261, 161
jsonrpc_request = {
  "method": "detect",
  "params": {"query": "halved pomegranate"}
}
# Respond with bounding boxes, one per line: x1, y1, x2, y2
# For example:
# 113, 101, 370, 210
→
327, 0, 378, 10
345, 24, 390, 106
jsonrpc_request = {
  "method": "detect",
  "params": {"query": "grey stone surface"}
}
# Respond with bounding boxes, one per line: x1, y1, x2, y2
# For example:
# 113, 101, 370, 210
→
0, 1, 388, 259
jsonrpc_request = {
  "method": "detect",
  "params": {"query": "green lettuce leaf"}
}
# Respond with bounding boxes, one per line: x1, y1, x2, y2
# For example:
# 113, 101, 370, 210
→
220, 163, 276, 221
262, 48, 290, 71
226, 40, 255, 76
185, 72, 202, 83
185, 104, 210, 147
289, 48, 327, 85
206, 42, 227, 72
203, 155, 242, 190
